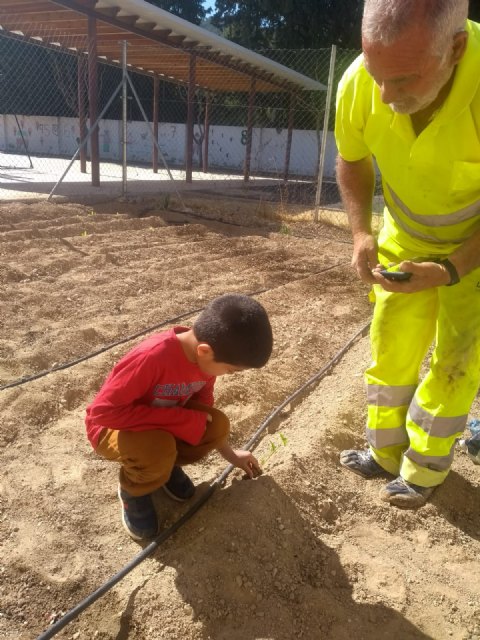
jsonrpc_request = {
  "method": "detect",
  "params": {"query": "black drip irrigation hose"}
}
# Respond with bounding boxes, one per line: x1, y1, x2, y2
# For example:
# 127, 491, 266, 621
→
1, 262, 347, 393
167, 208, 355, 245
34, 319, 371, 640
168, 206, 261, 229
0, 305, 206, 392
1, 285, 278, 392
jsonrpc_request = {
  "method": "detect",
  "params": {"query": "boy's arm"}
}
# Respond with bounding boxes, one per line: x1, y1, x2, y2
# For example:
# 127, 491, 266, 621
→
88, 352, 208, 444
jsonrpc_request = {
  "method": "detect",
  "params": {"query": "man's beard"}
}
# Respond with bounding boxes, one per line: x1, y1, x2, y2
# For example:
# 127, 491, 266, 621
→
390, 62, 454, 115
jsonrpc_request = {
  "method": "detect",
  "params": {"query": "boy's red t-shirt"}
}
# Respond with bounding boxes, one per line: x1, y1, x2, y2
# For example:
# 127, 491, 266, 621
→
85, 327, 215, 448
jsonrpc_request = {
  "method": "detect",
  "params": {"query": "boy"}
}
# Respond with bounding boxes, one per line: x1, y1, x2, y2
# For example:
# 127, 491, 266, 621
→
85, 293, 273, 541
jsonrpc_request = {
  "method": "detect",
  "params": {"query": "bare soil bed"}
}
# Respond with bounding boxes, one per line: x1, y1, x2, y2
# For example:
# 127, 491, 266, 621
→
0, 197, 479, 640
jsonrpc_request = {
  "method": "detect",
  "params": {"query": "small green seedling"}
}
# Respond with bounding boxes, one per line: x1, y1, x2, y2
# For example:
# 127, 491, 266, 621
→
260, 432, 288, 466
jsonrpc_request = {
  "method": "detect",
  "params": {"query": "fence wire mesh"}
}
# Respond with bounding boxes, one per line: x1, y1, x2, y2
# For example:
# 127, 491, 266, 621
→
0, 17, 367, 229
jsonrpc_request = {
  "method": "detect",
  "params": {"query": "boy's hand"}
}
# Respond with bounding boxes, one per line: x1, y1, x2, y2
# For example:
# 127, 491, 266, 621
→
217, 442, 262, 478
231, 449, 262, 479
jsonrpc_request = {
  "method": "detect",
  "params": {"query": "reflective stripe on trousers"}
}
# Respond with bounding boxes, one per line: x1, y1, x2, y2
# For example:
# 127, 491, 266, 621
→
365, 261, 480, 487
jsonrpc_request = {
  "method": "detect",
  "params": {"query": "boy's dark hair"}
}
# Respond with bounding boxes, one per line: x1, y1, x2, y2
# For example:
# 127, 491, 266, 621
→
193, 294, 273, 368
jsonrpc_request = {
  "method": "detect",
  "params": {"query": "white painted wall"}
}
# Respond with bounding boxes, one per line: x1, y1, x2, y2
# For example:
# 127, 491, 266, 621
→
0, 114, 338, 177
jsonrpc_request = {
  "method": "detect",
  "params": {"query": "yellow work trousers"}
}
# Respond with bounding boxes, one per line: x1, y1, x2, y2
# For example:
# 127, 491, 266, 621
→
366, 257, 480, 487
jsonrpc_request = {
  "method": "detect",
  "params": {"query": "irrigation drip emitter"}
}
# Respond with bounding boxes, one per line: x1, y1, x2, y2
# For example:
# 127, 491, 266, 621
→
1, 262, 347, 393
34, 320, 371, 640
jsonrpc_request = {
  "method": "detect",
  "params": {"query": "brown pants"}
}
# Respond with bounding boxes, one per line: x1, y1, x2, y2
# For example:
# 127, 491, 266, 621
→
94, 402, 229, 496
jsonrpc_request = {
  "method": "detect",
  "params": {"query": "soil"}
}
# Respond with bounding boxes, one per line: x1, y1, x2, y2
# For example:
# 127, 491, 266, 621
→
0, 197, 479, 640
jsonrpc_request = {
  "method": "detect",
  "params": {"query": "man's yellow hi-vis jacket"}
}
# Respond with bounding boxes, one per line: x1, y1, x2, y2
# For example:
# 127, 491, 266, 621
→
335, 20, 480, 487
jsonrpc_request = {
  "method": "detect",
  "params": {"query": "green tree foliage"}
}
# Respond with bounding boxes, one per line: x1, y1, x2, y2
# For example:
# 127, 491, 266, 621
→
211, 0, 363, 49
470, 0, 480, 22
144, 0, 207, 24
211, 0, 480, 50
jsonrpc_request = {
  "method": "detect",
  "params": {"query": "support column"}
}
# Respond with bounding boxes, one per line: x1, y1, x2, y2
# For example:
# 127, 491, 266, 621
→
243, 77, 256, 182
87, 15, 100, 186
77, 55, 87, 173
185, 53, 196, 183
202, 91, 210, 173
121, 40, 128, 196
153, 75, 159, 173
315, 44, 337, 221
283, 92, 296, 183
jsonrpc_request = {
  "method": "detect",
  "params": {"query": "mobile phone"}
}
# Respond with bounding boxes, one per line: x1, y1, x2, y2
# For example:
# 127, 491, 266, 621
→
379, 269, 412, 281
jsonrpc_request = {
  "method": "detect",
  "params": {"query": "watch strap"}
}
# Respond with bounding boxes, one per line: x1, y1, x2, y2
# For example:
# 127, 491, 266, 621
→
437, 258, 460, 286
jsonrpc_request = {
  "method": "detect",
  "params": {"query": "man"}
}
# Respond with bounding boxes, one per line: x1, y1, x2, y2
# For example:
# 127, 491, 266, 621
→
335, 0, 480, 508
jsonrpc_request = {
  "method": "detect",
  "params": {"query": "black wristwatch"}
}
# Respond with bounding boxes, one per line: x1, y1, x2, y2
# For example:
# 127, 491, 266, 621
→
437, 258, 460, 286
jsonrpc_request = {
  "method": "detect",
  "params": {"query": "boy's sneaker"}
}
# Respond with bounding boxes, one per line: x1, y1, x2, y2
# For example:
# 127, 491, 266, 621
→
339, 448, 385, 478
118, 486, 159, 541
163, 465, 195, 502
379, 476, 434, 508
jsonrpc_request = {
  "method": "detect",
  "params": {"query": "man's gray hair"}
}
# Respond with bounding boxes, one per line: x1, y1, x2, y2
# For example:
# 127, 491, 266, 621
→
362, 0, 469, 53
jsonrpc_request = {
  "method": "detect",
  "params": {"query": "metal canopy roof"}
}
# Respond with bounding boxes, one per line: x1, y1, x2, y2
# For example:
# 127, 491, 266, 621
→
0, 0, 325, 93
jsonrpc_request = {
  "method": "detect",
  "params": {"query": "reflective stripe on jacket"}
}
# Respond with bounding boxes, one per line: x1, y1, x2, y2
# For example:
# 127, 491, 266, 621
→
335, 19, 480, 256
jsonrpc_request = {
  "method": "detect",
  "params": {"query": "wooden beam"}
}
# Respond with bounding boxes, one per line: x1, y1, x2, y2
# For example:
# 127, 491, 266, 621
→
152, 29, 172, 38
116, 14, 140, 27
136, 22, 157, 31
95, 6, 120, 19
167, 34, 186, 45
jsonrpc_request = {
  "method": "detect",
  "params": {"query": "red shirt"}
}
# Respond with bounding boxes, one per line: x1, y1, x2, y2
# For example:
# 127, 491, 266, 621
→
85, 327, 215, 447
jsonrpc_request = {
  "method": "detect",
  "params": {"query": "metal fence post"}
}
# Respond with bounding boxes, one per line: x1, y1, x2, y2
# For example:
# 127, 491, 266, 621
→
153, 75, 159, 173
87, 15, 100, 187
244, 77, 256, 182
121, 40, 128, 197
186, 53, 196, 183
77, 55, 87, 174
314, 44, 336, 222
47, 80, 124, 200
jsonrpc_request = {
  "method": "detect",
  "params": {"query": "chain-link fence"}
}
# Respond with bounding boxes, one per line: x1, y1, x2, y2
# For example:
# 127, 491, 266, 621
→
0, 15, 363, 226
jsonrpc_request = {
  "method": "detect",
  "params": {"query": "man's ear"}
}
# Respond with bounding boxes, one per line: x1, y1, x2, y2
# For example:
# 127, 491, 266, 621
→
451, 30, 468, 65
196, 343, 214, 360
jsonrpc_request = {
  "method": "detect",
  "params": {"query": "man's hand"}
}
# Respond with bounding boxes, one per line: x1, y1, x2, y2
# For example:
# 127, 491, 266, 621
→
372, 260, 451, 292
352, 232, 378, 284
